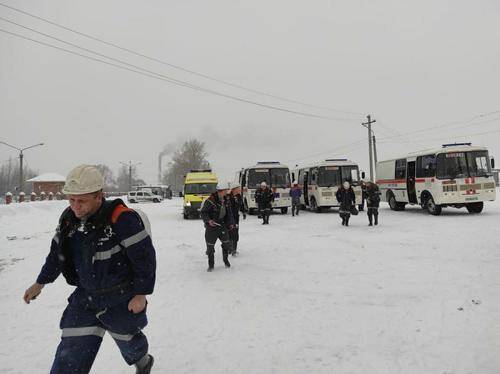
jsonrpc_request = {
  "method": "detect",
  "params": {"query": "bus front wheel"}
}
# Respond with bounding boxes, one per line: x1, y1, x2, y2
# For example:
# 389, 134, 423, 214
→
310, 198, 322, 213
466, 202, 483, 214
426, 196, 442, 216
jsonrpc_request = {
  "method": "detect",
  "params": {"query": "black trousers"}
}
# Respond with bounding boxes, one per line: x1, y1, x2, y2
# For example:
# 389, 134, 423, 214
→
367, 207, 379, 224
229, 226, 239, 252
205, 226, 232, 267
259, 207, 271, 224
292, 202, 300, 216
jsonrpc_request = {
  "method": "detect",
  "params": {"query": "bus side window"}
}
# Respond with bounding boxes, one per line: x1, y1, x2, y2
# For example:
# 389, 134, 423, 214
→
395, 159, 406, 179
417, 155, 436, 178
310, 168, 318, 185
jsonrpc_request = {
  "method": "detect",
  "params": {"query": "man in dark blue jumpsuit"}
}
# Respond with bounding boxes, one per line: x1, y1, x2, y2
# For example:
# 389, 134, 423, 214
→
23, 165, 156, 374
200, 185, 235, 271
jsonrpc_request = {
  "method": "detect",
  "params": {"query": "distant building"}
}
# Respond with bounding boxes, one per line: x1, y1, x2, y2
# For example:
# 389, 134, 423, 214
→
27, 173, 66, 195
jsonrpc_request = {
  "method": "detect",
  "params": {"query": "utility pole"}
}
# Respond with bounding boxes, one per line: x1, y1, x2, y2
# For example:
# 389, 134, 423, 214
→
0, 141, 44, 192
119, 161, 142, 191
372, 134, 378, 166
361, 115, 376, 182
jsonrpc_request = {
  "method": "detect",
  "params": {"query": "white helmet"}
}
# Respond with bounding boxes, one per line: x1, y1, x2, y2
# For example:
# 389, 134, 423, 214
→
260, 181, 267, 187
293, 180, 298, 185
62, 165, 104, 195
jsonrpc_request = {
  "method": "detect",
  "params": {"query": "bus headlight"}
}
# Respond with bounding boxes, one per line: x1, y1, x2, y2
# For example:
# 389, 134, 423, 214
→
185, 201, 191, 207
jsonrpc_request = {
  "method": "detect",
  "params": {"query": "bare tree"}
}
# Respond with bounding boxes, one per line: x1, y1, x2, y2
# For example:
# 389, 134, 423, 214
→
116, 165, 146, 192
162, 139, 211, 192
0, 158, 37, 196
94, 164, 117, 191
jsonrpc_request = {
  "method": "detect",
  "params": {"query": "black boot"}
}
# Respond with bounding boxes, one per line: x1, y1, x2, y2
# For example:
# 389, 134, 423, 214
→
135, 354, 154, 374
345, 216, 350, 227
207, 253, 214, 272
374, 213, 378, 226
368, 214, 373, 226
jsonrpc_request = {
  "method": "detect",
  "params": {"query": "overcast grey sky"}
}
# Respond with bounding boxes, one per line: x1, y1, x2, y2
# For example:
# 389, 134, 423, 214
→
1, 0, 499, 184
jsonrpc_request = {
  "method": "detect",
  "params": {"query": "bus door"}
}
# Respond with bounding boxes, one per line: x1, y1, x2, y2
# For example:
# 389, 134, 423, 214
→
407, 161, 417, 203
303, 171, 309, 206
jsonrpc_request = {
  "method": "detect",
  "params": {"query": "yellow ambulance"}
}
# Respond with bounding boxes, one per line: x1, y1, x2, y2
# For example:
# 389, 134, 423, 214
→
183, 169, 218, 219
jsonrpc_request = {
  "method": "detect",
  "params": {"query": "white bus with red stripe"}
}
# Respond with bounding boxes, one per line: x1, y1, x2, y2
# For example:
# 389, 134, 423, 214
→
376, 143, 496, 215
292, 159, 364, 212
238, 161, 292, 215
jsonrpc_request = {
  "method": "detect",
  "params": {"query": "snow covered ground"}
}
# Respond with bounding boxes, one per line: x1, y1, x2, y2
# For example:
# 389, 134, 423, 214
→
1, 194, 499, 374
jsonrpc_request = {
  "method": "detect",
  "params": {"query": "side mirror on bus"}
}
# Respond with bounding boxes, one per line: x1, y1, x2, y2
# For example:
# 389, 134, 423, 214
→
491, 158, 495, 169
361, 171, 366, 180
179, 192, 184, 198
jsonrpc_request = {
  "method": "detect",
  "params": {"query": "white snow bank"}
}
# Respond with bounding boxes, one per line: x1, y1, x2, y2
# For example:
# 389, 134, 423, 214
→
1, 195, 500, 373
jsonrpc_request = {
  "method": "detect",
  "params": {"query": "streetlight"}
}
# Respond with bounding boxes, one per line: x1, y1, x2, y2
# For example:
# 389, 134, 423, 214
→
0, 141, 44, 192
119, 160, 142, 191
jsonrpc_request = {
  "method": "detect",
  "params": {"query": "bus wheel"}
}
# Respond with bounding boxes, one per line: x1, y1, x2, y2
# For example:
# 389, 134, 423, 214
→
466, 202, 483, 214
426, 196, 442, 215
281, 207, 288, 214
310, 198, 320, 213
248, 208, 255, 215
183, 212, 188, 219
388, 194, 398, 211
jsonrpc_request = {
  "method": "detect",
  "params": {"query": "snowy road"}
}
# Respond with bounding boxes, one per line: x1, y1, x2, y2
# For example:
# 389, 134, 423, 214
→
1, 196, 499, 373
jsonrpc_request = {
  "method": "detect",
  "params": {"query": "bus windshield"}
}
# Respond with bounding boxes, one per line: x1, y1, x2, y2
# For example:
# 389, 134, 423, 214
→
436, 151, 491, 179
248, 168, 290, 188
341, 166, 360, 184
317, 166, 341, 187
467, 151, 491, 177
184, 183, 217, 195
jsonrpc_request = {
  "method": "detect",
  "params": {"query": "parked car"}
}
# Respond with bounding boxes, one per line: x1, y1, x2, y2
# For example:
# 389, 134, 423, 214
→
127, 190, 163, 203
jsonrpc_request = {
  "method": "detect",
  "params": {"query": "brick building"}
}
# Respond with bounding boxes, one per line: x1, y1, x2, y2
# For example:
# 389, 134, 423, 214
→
27, 173, 66, 195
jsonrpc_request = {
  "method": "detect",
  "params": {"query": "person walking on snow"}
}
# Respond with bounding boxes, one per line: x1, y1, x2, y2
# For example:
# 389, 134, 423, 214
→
226, 184, 246, 256
254, 181, 274, 224
365, 181, 381, 226
23, 165, 156, 374
336, 180, 356, 226
289, 181, 302, 217
200, 185, 235, 271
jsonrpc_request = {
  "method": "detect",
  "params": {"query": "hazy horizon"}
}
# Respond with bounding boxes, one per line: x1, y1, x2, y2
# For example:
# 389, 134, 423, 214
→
1, 0, 499, 185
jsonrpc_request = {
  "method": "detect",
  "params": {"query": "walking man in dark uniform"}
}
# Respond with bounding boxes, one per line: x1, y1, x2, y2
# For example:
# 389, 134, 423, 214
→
365, 181, 381, 226
289, 181, 302, 217
23, 165, 156, 374
201, 185, 235, 271
255, 181, 274, 224
336, 180, 356, 226
226, 184, 246, 256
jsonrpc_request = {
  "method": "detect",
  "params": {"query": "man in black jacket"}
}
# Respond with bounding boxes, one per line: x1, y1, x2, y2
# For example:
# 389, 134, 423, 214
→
336, 181, 356, 226
365, 181, 381, 226
200, 185, 235, 271
226, 184, 246, 256
254, 181, 274, 225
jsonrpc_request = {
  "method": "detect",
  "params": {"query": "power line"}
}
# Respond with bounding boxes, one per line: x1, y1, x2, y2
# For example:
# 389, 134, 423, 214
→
285, 138, 367, 164
0, 27, 357, 122
0, 1, 364, 118
378, 127, 500, 144
377, 110, 500, 141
